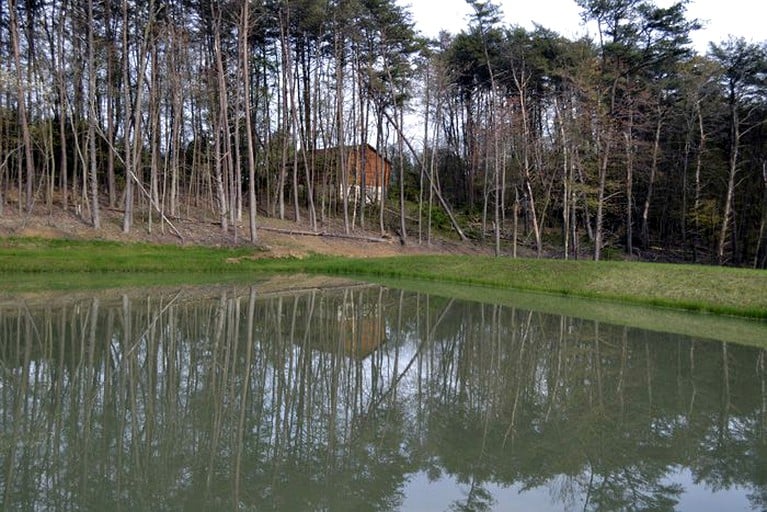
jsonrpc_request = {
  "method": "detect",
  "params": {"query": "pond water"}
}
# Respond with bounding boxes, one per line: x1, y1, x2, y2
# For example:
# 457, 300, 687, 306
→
1, 278, 765, 511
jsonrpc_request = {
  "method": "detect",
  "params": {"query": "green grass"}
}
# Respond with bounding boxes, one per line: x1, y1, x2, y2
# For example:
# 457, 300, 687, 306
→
278, 255, 767, 319
0, 237, 263, 273
1, 237, 766, 320
365, 277, 767, 348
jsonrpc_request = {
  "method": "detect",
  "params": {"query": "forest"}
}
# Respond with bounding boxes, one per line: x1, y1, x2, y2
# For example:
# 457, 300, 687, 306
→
1, 0, 766, 266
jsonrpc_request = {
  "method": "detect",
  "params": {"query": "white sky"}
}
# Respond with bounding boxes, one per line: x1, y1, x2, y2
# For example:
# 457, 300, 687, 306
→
398, 0, 765, 53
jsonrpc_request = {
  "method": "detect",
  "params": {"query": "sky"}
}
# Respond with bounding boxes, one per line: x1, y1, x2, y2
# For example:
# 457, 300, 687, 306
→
397, 0, 765, 53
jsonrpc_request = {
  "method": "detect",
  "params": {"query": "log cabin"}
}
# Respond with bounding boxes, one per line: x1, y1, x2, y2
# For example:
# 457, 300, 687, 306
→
316, 144, 392, 204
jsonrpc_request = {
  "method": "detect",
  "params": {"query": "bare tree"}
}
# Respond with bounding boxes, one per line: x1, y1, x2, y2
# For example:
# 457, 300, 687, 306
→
8, 0, 35, 212
240, 0, 259, 242
711, 38, 767, 264
86, 0, 100, 228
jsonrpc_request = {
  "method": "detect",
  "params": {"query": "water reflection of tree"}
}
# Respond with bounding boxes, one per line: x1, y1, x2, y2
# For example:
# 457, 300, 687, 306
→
418, 304, 766, 511
1, 286, 766, 510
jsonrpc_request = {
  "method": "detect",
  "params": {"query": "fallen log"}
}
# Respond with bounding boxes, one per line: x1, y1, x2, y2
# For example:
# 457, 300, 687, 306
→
259, 226, 325, 237
260, 226, 392, 244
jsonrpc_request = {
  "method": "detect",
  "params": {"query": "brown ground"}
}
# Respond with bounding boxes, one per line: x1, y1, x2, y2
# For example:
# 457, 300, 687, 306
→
0, 201, 491, 258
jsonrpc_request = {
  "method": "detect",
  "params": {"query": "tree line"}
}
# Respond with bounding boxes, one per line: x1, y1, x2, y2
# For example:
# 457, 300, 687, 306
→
1, 0, 766, 265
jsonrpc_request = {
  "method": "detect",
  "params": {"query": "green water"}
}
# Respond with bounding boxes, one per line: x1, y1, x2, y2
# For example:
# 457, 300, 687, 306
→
0, 281, 764, 511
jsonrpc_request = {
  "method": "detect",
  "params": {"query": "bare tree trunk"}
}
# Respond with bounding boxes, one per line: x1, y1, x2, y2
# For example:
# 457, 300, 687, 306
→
693, 101, 705, 263
307, 43, 321, 232
334, 25, 350, 234
555, 98, 571, 259
277, 58, 288, 220
641, 112, 663, 249
9, 0, 35, 212
212, 9, 230, 233
625, 111, 634, 255
122, 0, 155, 233
513, 187, 519, 258
278, 10, 302, 224
169, 28, 183, 218
55, 0, 69, 211
481, 113, 489, 243
594, 129, 613, 261
493, 104, 501, 257
104, 0, 117, 209
148, 44, 161, 234
419, 62, 431, 245
376, 115, 386, 236
515, 73, 542, 257
398, 108, 407, 243
0, 115, 6, 215
754, 162, 767, 269
121, 0, 135, 233
240, 1, 258, 243
718, 107, 739, 265
106, 62, 117, 210
87, 0, 100, 229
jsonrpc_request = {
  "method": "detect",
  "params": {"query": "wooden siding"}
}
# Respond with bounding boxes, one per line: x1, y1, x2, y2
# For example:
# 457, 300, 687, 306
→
345, 144, 391, 190
315, 144, 392, 203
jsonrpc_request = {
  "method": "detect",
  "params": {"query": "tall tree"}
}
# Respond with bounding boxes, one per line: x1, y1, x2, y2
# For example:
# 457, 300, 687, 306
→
86, 0, 101, 228
8, 0, 35, 212
240, 0, 259, 242
710, 38, 767, 265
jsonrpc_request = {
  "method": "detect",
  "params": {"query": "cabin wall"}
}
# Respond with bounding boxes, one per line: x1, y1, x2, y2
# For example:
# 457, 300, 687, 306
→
318, 145, 392, 204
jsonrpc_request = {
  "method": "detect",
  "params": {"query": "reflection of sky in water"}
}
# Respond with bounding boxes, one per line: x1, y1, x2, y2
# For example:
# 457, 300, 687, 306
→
668, 468, 750, 512
401, 468, 751, 511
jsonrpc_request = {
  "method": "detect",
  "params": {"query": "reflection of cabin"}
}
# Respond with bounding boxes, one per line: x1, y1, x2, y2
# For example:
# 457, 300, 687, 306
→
317, 144, 392, 204
280, 285, 388, 359
338, 301, 387, 359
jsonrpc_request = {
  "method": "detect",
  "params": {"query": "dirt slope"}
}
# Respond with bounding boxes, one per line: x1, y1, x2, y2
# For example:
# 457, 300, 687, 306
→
0, 203, 489, 259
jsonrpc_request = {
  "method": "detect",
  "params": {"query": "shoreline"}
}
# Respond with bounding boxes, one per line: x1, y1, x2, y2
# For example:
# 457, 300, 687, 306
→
1, 237, 765, 321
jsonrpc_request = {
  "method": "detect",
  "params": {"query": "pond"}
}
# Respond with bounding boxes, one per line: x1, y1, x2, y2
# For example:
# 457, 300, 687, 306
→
1, 276, 766, 511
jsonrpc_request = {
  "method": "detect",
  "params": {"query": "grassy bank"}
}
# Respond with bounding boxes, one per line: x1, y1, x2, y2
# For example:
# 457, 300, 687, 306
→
1, 237, 765, 319
292, 255, 767, 319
